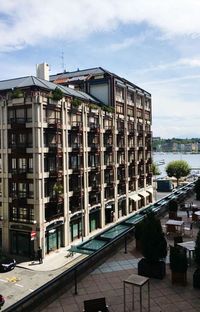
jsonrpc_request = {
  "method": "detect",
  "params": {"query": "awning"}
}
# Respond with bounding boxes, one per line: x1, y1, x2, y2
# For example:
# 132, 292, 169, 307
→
146, 188, 153, 195
138, 190, 149, 198
129, 193, 141, 201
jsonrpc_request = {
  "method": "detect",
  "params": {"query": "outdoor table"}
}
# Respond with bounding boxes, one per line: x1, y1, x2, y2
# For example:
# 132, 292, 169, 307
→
166, 219, 184, 235
177, 241, 195, 265
123, 273, 150, 312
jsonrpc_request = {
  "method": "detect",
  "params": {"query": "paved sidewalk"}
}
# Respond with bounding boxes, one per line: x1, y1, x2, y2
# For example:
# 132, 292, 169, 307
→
17, 248, 88, 272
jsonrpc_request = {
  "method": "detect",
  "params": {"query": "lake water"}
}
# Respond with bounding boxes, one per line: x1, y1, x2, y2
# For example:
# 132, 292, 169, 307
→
153, 152, 200, 178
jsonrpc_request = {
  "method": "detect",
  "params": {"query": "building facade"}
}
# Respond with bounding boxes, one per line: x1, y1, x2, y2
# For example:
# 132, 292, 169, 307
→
0, 69, 153, 259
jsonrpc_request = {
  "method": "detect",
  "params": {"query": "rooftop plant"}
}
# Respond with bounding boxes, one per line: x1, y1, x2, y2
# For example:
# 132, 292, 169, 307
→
72, 98, 82, 108
52, 87, 63, 101
11, 88, 24, 99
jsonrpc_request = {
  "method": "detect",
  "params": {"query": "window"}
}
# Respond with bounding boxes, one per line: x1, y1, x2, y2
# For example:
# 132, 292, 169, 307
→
116, 104, 124, 114
12, 207, 18, 221
127, 106, 134, 117
19, 207, 27, 222
18, 183, 26, 197
27, 108, 32, 122
19, 158, 26, 172
29, 184, 34, 198
16, 109, 25, 122
28, 158, 33, 173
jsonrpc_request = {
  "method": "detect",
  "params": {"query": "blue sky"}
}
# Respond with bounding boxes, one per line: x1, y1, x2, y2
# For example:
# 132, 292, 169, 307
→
0, 0, 200, 138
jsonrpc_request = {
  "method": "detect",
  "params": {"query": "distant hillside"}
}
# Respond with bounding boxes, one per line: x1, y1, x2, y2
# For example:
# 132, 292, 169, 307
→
153, 137, 200, 153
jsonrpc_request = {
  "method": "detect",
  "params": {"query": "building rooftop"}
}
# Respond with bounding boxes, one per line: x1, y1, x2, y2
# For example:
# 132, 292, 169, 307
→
0, 76, 100, 103
50, 66, 151, 96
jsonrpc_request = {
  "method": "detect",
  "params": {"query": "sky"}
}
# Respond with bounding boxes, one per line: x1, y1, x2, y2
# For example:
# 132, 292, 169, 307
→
0, 0, 200, 139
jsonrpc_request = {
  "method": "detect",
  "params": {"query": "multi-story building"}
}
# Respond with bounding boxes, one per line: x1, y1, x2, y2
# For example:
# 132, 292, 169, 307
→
0, 67, 153, 259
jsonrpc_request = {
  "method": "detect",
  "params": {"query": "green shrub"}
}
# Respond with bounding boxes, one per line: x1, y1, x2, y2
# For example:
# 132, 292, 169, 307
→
52, 87, 63, 101
170, 245, 188, 273
72, 98, 82, 108
140, 212, 167, 262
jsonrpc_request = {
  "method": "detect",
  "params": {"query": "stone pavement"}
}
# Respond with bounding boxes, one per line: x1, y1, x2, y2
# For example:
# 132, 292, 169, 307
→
29, 194, 200, 312
17, 247, 88, 272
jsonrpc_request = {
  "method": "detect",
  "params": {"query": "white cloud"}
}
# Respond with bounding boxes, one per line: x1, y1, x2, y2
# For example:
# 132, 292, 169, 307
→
1, 0, 200, 52
109, 33, 148, 51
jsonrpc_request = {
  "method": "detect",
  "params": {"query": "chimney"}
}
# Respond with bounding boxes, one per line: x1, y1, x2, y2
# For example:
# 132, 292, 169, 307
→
36, 63, 49, 81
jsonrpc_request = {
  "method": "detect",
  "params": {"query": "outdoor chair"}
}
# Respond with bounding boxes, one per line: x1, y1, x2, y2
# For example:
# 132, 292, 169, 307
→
174, 236, 183, 246
192, 213, 199, 222
184, 222, 193, 237
83, 297, 109, 312
166, 224, 177, 236
173, 216, 182, 221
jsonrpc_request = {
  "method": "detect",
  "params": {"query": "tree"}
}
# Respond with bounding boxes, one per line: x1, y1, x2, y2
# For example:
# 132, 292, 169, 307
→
165, 160, 190, 186
151, 162, 161, 176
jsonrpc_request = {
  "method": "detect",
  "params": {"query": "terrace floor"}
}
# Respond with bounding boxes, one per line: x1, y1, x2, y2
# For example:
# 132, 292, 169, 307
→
37, 194, 200, 312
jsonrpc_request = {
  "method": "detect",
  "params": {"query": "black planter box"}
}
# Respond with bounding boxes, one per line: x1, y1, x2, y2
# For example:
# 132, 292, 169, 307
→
138, 258, 166, 279
193, 269, 200, 288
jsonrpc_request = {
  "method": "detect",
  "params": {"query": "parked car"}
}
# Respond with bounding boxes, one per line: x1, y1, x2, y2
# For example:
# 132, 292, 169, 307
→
0, 256, 16, 272
0, 294, 5, 309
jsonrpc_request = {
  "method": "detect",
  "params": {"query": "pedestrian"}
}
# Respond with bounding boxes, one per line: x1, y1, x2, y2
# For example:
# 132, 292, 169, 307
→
37, 247, 43, 264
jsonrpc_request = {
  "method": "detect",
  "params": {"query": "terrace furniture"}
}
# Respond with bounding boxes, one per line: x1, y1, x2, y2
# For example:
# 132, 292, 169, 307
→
123, 273, 150, 312
183, 222, 193, 237
166, 219, 184, 236
83, 297, 109, 312
177, 240, 195, 266
174, 236, 183, 246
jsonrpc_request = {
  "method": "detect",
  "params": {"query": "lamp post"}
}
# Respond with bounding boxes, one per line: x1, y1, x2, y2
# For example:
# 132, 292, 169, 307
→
80, 170, 84, 241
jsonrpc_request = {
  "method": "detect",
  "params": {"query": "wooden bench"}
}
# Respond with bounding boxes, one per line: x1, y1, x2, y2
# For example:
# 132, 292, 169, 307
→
83, 297, 109, 312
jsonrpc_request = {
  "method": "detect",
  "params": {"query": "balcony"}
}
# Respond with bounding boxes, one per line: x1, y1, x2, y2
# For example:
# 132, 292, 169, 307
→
105, 162, 114, 170
11, 168, 27, 178
49, 169, 63, 178
71, 121, 83, 132
12, 192, 27, 205
50, 194, 64, 204
47, 118, 62, 129
45, 204, 64, 222
89, 143, 100, 152
104, 126, 112, 133
90, 182, 100, 192
71, 143, 83, 153
48, 143, 62, 154
88, 123, 100, 132
9, 117, 27, 128
105, 144, 113, 151
105, 178, 113, 186
128, 129, 135, 137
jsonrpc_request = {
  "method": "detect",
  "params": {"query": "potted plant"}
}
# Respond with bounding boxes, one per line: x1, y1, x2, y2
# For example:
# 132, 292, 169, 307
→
134, 221, 144, 251
168, 199, 178, 219
138, 212, 167, 279
71, 98, 81, 109
194, 178, 200, 200
53, 183, 64, 196
193, 229, 200, 288
52, 87, 63, 101
11, 88, 24, 99
170, 245, 188, 286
